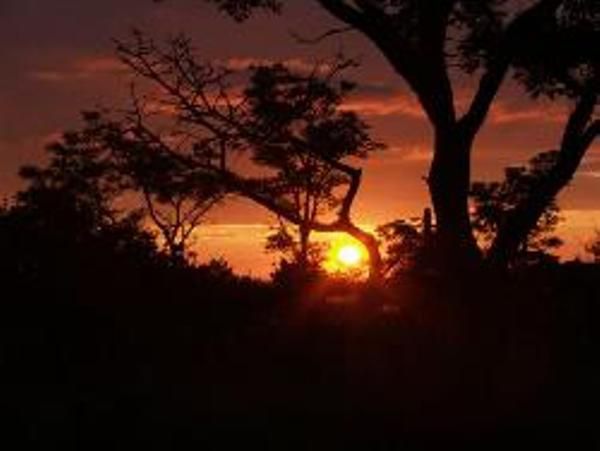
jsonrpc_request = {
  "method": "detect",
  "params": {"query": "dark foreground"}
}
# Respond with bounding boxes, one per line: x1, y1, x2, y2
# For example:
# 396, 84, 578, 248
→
1, 255, 599, 450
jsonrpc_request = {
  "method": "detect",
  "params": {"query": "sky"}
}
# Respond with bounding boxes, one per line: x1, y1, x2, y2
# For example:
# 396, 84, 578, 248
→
1, 0, 599, 277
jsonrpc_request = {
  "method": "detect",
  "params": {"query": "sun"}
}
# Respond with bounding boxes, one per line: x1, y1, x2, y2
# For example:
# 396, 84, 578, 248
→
323, 237, 368, 276
337, 244, 362, 267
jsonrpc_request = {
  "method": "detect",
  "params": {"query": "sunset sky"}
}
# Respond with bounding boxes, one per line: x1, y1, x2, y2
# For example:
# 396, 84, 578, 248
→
2, 0, 599, 276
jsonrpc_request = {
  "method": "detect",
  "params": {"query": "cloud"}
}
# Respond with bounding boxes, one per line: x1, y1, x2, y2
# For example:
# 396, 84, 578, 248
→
28, 56, 126, 82
369, 145, 432, 164
218, 56, 352, 76
396, 146, 432, 162
221, 56, 318, 73
488, 102, 566, 125
341, 92, 425, 118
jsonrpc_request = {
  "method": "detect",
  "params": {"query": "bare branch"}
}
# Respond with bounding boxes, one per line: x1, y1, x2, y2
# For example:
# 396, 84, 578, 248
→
290, 25, 355, 45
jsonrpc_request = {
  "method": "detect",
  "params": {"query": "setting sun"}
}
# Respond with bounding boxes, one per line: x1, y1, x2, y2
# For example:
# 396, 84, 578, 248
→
323, 238, 369, 276
337, 245, 362, 267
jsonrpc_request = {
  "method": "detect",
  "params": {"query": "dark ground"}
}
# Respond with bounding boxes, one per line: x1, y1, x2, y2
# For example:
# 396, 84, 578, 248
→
2, 267, 599, 449
1, 208, 599, 449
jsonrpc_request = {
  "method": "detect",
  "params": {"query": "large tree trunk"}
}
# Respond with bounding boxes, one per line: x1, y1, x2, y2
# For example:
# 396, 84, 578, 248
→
489, 91, 599, 269
489, 149, 587, 269
428, 127, 481, 271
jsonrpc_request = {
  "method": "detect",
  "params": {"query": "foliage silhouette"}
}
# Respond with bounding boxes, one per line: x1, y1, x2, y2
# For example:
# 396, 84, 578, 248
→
2, 2, 600, 448
470, 151, 564, 268
20, 112, 225, 264
265, 218, 326, 282
585, 230, 600, 263
194, 0, 599, 272
2, 144, 600, 448
376, 209, 436, 276
82, 33, 384, 279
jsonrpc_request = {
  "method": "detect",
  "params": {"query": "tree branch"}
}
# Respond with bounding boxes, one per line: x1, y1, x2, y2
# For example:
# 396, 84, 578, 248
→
581, 120, 600, 150
317, 0, 369, 31
290, 25, 355, 44
459, 0, 564, 136
562, 89, 598, 150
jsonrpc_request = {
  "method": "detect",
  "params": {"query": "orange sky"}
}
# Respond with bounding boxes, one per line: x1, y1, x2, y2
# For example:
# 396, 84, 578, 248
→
1, 0, 599, 276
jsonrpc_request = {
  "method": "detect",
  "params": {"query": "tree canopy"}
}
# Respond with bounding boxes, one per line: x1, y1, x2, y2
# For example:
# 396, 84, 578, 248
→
193, 0, 599, 271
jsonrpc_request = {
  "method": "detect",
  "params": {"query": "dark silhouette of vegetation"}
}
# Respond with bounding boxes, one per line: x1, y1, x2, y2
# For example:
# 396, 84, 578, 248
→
470, 151, 564, 268
377, 208, 436, 276
586, 230, 600, 263
266, 219, 325, 267
19, 112, 225, 264
265, 218, 326, 285
2, 2, 600, 448
195, 0, 599, 272
2, 176, 600, 447
80, 33, 384, 280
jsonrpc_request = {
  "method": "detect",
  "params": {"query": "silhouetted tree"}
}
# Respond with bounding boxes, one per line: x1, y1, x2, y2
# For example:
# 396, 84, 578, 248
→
246, 62, 380, 270
193, 0, 599, 271
487, 9, 599, 267
2, 171, 160, 279
113, 114, 226, 264
107, 33, 384, 280
471, 151, 564, 267
141, 188, 222, 264
377, 208, 435, 276
265, 218, 325, 270
18, 123, 125, 227
22, 112, 225, 264
586, 230, 600, 264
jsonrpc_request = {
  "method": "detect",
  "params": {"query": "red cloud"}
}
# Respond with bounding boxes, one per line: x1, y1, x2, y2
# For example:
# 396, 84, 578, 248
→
28, 56, 126, 82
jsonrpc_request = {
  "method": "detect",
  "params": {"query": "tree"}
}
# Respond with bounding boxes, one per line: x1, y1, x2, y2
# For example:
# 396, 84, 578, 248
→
245, 62, 381, 270
377, 208, 435, 276
18, 125, 127, 229
8, 149, 160, 274
470, 151, 564, 267
111, 112, 226, 264
20, 112, 224, 264
195, 0, 598, 272
486, 10, 599, 267
265, 218, 325, 270
586, 231, 600, 264
106, 33, 384, 280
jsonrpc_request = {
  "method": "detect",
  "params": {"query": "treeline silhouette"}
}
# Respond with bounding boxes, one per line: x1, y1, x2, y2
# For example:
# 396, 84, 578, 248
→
1, 179, 599, 449
2, 0, 600, 446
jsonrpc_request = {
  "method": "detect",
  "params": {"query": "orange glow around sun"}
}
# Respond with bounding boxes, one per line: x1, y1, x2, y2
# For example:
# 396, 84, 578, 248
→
323, 237, 369, 276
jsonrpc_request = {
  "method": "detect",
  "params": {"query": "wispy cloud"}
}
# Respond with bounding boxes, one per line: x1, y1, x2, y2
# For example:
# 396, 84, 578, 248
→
581, 171, 600, 179
28, 56, 126, 82
220, 56, 321, 73
395, 146, 432, 162
488, 102, 566, 125
341, 93, 425, 119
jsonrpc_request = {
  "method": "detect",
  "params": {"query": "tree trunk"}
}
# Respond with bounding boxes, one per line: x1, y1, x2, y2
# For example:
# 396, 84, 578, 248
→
345, 223, 383, 284
489, 154, 580, 269
489, 91, 598, 269
298, 224, 310, 267
428, 127, 481, 271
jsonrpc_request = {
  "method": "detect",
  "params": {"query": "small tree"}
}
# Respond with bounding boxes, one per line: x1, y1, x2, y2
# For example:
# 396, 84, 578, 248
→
265, 218, 325, 270
20, 112, 224, 264
585, 231, 600, 264
377, 208, 435, 276
471, 151, 564, 267
114, 121, 226, 263
109, 32, 384, 280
